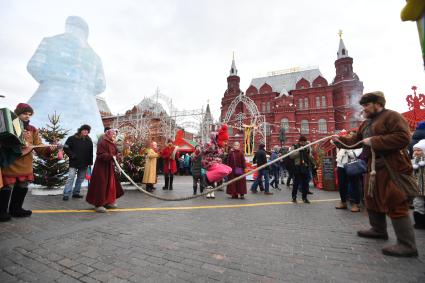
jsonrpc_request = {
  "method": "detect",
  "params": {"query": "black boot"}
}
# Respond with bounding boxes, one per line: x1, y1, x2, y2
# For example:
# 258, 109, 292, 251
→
162, 175, 169, 190
413, 211, 425, 229
9, 185, 32, 217
169, 175, 173, 190
0, 189, 12, 222
193, 186, 197, 195
146, 183, 153, 192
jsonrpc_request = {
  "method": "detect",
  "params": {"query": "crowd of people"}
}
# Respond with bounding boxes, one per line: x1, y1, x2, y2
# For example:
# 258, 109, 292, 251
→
1, 90, 424, 258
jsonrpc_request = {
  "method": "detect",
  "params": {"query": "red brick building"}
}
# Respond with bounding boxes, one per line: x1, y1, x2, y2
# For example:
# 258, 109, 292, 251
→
220, 37, 364, 149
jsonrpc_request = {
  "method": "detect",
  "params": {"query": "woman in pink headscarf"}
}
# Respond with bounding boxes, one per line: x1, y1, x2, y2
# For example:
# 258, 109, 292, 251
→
86, 129, 124, 213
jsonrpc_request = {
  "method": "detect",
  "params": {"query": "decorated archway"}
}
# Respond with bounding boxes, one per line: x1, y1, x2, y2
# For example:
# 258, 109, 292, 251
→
222, 92, 265, 155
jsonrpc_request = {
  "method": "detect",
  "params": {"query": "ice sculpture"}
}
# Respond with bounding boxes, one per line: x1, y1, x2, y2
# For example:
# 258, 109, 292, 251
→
27, 16, 106, 141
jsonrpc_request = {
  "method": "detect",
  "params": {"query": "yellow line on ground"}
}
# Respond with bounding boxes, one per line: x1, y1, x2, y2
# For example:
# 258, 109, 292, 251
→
31, 198, 340, 214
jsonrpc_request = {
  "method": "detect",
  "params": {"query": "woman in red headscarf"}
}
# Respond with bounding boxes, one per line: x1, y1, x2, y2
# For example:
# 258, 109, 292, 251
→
86, 129, 124, 213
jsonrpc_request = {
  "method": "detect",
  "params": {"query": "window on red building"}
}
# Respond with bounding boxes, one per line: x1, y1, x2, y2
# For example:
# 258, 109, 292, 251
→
304, 98, 309, 109
298, 98, 303, 110
316, 96, 320, 108
318, 119, 327, 133
281, 118, 289, 131
301, 120, 309, 134
322, 96, 327, 108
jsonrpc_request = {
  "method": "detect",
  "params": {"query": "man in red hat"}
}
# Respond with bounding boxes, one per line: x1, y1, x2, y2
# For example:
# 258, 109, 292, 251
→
161, 139, 179, 190
0, 103, 55, 222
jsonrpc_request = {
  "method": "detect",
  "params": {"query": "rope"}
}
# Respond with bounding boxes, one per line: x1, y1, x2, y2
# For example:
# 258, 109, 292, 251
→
113, 135, 338, 201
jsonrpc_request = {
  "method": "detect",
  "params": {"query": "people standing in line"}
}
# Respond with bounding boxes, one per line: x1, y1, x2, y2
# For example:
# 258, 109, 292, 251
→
335, 91, 418, 257
62, 124, 93, 201
191, 145, 204, 195
269, 145, 281, 190
335, 147, 362, 212
142, 141, 160, 192
251, 144, 273, 195
290, 136, 314, 203
161, 139, 179, 190
86, 129, 124, 213
226, 142, 247, 199
411, 139, 425, 230
0, 103, 56, 222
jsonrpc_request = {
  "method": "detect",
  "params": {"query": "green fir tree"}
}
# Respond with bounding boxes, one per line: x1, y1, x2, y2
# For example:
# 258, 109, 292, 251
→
33, 112, 70, 189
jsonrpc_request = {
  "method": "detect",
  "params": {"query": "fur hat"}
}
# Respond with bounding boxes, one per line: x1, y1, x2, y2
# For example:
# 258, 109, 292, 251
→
299, 136, 307, 142
14, 103, 34, 116
217, 124, 229, 147
359, 91, 386, 107
413, 139, 425, 152
77, 124, 91, 133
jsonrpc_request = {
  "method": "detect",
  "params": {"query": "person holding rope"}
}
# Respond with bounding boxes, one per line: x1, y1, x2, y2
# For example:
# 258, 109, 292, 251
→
334, 91, 418, 257
86, 128, 124, 213
0, 103, 56, 221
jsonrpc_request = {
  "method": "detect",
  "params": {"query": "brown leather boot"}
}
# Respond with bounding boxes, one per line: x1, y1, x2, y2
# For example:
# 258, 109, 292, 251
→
357, 210, 388, 240
335, 202, 348, 209
382, 217, 418, 257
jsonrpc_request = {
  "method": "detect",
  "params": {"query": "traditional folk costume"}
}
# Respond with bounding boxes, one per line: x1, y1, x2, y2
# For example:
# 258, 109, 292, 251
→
201, 125, 231, 199
161, 143, 179, 190
337, 91, 418, 257
226, 148, 247, 198
142, 146, 160, 192
0, 103, 50, 221
86, 130, 124, 212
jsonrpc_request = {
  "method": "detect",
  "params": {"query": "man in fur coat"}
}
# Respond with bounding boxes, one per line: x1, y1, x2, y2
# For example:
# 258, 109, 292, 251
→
335, 91, 418, 257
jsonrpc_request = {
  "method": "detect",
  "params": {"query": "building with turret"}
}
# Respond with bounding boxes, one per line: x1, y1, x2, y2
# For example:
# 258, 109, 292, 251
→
220, 35, 364, 149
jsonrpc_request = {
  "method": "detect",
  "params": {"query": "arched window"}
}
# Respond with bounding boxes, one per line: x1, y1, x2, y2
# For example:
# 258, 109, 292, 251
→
304, 98, 309, 109
318, 119, 327, 133
316, 96, 320, 108
281, 118, 289, 131
322, 96, 327, 108
298, 98, 303, 110
301, 120, 309, 134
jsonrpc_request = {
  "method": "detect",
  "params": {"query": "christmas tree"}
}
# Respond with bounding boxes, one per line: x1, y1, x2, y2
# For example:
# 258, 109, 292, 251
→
33, 112, 70, 189
118, 136, 147, 184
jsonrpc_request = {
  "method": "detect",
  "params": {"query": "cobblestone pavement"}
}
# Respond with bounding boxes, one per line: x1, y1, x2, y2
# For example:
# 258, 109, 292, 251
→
0, 175, 424, 282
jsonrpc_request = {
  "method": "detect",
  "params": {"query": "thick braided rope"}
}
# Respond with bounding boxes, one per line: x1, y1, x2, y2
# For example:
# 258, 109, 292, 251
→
113, 135, 337, 201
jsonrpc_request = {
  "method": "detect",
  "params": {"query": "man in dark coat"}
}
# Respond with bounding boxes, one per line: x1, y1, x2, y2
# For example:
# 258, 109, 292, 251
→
62, 124, 93, 200
335, 91, 418, 257
250, 144, 272, 195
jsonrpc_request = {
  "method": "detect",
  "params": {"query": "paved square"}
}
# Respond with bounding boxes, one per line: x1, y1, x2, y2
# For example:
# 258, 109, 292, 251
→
0, 176, 424, 282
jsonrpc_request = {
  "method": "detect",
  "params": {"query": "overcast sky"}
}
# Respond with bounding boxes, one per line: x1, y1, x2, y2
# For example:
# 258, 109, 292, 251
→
0, 0, 424, 120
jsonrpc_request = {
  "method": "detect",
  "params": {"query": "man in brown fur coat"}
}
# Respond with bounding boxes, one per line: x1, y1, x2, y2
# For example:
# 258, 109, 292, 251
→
335, 91, 418, 257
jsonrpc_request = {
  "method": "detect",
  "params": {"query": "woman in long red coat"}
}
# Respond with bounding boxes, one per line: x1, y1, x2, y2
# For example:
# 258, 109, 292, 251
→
226, 142, 247, 199
161, 139, 179, 190
86, 129, 124, 213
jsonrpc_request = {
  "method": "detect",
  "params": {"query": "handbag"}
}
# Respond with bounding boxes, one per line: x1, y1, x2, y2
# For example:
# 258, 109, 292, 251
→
234, 167, 244, 176
382, 157, 419, 198
344, 158, 367, 176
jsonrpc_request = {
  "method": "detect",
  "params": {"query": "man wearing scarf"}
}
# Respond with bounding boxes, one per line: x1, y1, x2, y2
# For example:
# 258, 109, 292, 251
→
0, 103, 53, 221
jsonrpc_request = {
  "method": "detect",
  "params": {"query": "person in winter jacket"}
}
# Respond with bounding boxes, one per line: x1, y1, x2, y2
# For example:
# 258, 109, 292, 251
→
411, 139, 425, 229
62, 124, 93, 200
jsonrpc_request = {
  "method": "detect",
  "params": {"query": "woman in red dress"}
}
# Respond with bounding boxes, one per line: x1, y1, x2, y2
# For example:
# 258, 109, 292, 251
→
86, 129, 124, 213
226, 142, 247, 199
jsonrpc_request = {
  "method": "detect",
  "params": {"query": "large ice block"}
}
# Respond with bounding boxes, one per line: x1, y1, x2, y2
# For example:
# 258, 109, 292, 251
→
27, 16, 106, 141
